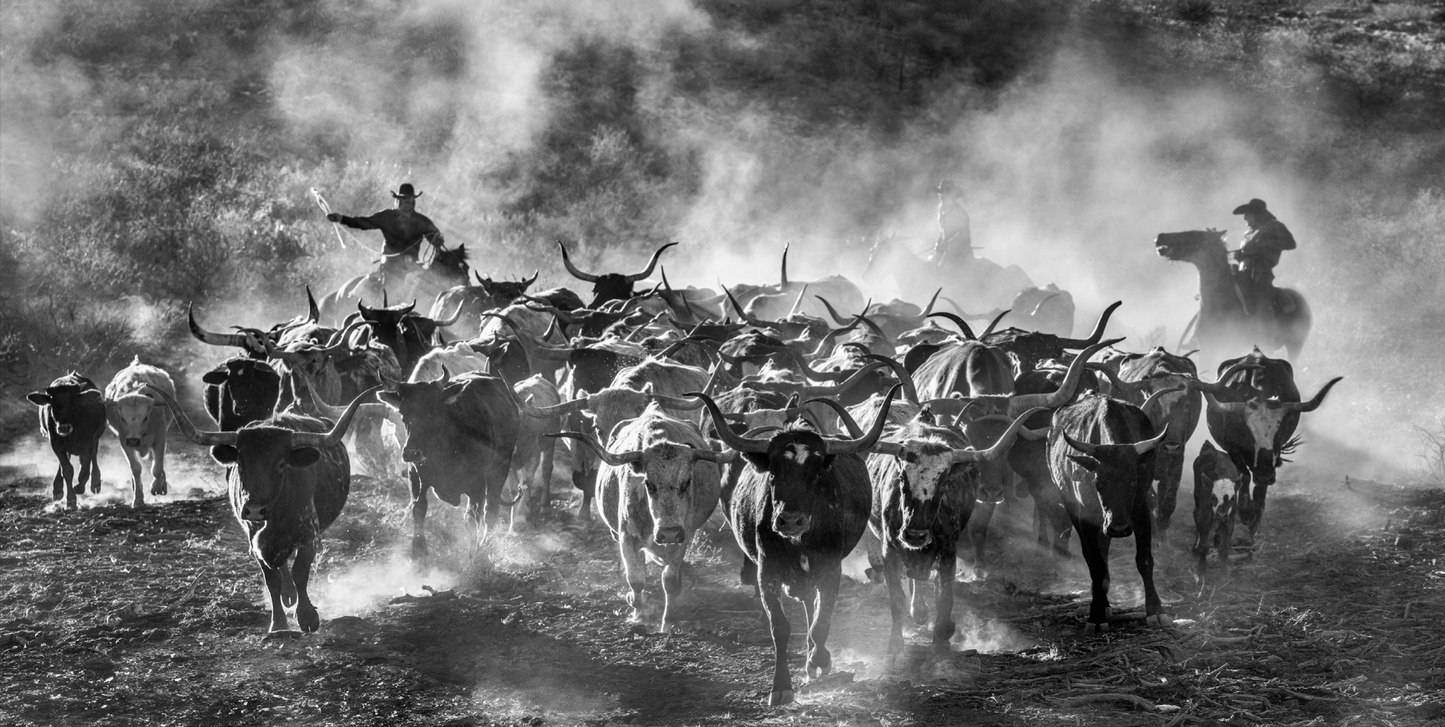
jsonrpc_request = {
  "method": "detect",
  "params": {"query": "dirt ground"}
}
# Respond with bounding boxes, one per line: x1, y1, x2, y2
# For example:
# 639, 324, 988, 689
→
1, 443, 1442, 727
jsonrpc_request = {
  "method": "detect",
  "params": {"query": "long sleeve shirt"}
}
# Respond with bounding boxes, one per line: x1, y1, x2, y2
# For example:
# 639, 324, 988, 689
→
334, 209, 444, 260
1237, 218, 1295, 267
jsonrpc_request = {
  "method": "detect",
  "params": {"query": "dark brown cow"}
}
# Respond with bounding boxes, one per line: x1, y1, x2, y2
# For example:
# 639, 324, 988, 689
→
27, 373, 107, 510
558, 241, 675, 308
153, 385, 373, 637
1192, 440, 1243, 579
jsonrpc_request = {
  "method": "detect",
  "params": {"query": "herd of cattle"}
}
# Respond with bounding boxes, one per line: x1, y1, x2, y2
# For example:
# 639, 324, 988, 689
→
23, 243, 1342, 706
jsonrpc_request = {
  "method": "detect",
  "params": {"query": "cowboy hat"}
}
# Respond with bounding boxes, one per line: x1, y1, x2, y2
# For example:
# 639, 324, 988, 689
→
391, 183, 423, 199
1232, 198, 1267, 215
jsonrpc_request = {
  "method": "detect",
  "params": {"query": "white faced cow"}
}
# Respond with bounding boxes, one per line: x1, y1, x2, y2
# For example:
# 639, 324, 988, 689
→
104, 357, 176, 508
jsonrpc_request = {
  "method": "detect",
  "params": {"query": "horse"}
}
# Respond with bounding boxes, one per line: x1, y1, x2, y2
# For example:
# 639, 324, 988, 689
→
1154, 229, 1311, 361
319, 246, 472, 326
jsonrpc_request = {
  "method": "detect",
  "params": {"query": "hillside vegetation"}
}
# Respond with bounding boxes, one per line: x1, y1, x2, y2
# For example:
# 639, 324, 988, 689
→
2, 0, 1442, 451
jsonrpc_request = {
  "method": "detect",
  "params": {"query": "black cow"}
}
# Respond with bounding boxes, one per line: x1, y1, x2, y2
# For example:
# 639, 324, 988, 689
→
1192, 440, 1243, 579
981, 301, 1121, 373
357, 301, 462, 376
429, 271, 538, 325
1193, 347, 1341, 539
378, 371, 521, 557
153, 384, 372, 636
27, 373, 108, 509
558, 240, 675, 307
1046, 393, 1170, 632
695, 385, 899, 707
202, 358, 282, 432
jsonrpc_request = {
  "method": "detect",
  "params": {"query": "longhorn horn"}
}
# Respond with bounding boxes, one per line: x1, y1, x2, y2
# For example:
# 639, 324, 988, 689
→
1285, 376, 1343, 413
1058, 300, 1122, 349
921, 288, 941, 317
1140, 385, 1186, 414
860, 354, 919, 404
522, 270, 538, 287
548, 431, 644, 467
557, 240, 600, 282
815, 295, 853, 326
722, 285, 781, 330
649, 393, 708, 411
753, 344, 853, 382
824, 384, 901, 454
927, 312, 976, 340
1006, 339, 1125, 415
788, 283, 810, 316
623, 242, 678, 283
306, 286, 320, 323
1131, 424, 1170, 455
980, 309, 1010, 338
479, 313, 575, 361
690, 391, 772, 454
805, 398, 866, 439
519, 394, 592, 419
322, 319, 370, 355
145, 385, 237, 447
188, 304, 255, 351
1182, 360, 1265, 395
951, 407, 1048, 463
779, 243, 789, 288
429, 301, 464, 328
1030, 290, 1066, 316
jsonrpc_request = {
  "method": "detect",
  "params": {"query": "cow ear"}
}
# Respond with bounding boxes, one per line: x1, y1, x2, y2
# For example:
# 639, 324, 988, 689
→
210, 445, 238, 464
201, 370, 228, 385
26, 392, 51, 406
288, 447, 322, 468
377, 391, 403, 410
1067, 454, 1099, 471
742, 452, 771, 471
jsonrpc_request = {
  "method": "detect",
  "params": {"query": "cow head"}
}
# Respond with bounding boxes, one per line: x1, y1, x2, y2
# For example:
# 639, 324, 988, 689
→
475, 271, 538, 310
868, 407, 1042, 549
105, 392, 161, 447
1061, 424, 1169, 539
27, 373, 103, 437
557, 240, 676, 308
695, 386, 901, 541
556, 411, 726, 546
151, 384, 371, 525
202, 358, 282, 429
1200, 359, 1343, 486
375, 372, 454, 465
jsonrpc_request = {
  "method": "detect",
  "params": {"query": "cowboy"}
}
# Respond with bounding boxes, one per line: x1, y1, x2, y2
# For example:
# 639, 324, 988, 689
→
1230, 198, 1296, 323
930, 179, 973, 267
326, 183, 446, 279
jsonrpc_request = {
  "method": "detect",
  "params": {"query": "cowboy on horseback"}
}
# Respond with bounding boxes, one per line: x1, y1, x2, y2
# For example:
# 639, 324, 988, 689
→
930, 179, 974, 268
1230, 198, 1296, 327
326, 183, 446, 285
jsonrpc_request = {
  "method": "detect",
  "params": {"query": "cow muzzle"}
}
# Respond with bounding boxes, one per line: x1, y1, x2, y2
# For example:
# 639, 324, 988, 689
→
653, 526, 686, 545
56, 423, 74, 437
124, 437, 142, 447
241, 503, 268, 522
402, 448, 426, 465
773, 511, 811, 538
1105, 524, 1133, 539
901, 528, 933, 549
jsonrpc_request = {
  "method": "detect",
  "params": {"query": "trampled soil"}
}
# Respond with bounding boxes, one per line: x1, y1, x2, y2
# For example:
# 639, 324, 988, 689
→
1, 445, 1442, 727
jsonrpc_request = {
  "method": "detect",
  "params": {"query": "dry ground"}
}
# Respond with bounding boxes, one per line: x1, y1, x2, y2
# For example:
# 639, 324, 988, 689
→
1, 444, 1442, 727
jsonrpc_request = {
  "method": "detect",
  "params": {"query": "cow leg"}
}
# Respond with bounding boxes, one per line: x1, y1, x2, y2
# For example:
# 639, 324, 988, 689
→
533, 436, 556, 521
861, 527, 883, 583
739, 556, 758, 587
572, 466, 596, 523
259, 565, 291, 634
293, 543, 321, 633
1217, 497, 1237, 575
122, 445, 145, 508
883, 553, 909, 669
1134, 499, 1168, 626
150, 437, 168, 497
409, 468, 429, 559
619, 533, 649, 624
659, 544, 686, 633
909, 577, 929, 626
1155, 452, 1184, 540
1246, 481, 1270, 540
806, 564, 840, 679
933, 553, 957, 652
80, 445, 101, 495
967, 500, 998, 580
757, 568, 794, 706
1076, 523, 1112, 632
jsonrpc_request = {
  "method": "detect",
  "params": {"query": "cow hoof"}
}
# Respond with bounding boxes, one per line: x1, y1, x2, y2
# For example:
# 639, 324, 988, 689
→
806, 663, 830, 680
151, 480, 167, 496
409, 539, 429, 561
768, 689, 794, 706
1146, 614, 1173, 628
131, 498, 145, 509
298, 605, 320, 633
65, 500, 78, 511
882, 654, 901, 671
911, 606, 929, 626
263, 630, 302, 641
90, 481, 102, 494
1083, 622, 1109, 635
